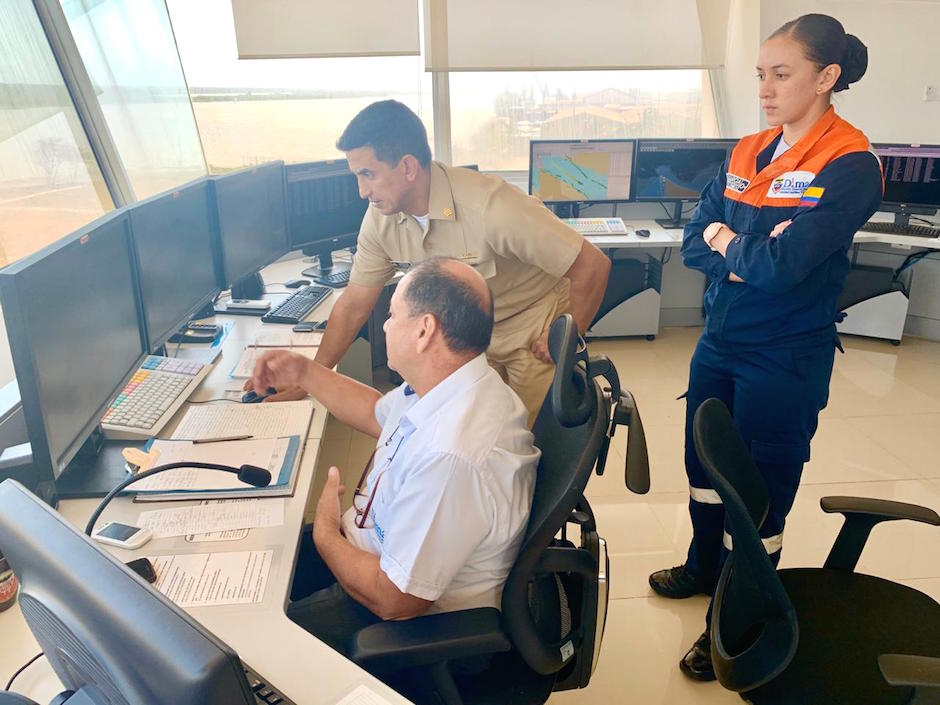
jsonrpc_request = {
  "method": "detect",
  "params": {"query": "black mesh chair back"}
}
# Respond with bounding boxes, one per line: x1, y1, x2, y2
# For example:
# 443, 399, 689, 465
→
692, 398, 799, 691
500, 315, 607, 676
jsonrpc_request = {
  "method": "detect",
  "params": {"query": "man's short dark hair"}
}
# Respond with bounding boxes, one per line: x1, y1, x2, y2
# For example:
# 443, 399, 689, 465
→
403, 258, 493, 356
336, 100, 432, 168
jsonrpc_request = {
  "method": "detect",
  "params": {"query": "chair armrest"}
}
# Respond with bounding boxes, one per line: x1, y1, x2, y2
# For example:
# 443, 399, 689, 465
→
878, 654, 940, 702
821, 496, 940, 571
347, 607, 511, 674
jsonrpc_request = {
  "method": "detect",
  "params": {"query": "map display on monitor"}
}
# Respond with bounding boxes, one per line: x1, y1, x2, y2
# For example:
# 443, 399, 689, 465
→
529, 140, 633, 203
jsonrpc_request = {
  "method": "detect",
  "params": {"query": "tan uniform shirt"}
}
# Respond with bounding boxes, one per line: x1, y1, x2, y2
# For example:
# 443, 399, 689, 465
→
350, 162, 584, 356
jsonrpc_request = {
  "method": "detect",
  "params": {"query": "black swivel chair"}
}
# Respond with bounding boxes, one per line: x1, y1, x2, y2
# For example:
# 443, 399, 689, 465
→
347, 314, 649, 705
693, 397, 940, 704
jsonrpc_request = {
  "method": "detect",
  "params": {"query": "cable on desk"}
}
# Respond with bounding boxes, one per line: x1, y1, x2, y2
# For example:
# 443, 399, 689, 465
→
910, 215, 939, 227
4, 652, 44, 691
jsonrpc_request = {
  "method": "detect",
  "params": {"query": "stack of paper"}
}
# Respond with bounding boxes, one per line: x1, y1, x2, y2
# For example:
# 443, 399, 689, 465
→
131, 436, 301, 501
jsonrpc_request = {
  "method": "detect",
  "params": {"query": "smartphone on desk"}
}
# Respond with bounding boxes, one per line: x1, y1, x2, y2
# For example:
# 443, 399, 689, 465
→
93, 521, 152, 550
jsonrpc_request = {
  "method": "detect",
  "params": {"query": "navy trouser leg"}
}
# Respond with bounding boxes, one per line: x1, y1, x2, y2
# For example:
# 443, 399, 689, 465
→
683, 338, 835, 589
683, 337, 735, 588
697, 342, 835, 627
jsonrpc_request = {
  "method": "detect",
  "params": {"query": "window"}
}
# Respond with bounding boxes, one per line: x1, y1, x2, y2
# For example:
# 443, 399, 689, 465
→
166, 0, 433, 173
0, 0, 114, 270
62, 0, 207, 199
450, 70, 717, 172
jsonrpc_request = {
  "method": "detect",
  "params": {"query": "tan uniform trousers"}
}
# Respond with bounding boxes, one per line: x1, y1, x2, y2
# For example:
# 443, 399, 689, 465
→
486, 282, 571, 427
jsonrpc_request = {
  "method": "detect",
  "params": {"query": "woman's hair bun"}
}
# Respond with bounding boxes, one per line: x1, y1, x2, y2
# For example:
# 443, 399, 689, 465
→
835, 34, 868, 92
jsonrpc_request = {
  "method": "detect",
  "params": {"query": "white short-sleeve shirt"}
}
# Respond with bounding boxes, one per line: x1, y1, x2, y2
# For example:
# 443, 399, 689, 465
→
342, 354, 539, 613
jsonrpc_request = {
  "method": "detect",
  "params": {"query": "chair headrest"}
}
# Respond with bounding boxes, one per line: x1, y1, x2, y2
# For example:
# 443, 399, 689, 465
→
548, 314, 592, 427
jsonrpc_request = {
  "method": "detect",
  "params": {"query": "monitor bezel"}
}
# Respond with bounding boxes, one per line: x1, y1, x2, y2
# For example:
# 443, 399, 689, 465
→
632, 137, 738, 203
871, 142, 940, 210
528, 138, 637, 206
0, 211, 148, 487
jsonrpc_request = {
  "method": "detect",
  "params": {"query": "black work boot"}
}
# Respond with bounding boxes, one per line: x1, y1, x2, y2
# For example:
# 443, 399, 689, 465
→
679, 631, 716, 681
648, 565, 712, 599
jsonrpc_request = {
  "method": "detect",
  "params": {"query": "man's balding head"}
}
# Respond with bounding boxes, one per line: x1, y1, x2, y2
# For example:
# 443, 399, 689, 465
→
400, 258, 494, 356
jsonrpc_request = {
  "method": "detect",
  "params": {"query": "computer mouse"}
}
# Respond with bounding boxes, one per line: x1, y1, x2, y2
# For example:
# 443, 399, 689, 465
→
284, 278, 310, 289
635, 228, 651, 238
241, 387, 277, 403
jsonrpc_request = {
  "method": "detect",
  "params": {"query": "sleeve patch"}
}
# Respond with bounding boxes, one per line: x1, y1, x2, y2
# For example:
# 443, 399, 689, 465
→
798, 186, 825, 207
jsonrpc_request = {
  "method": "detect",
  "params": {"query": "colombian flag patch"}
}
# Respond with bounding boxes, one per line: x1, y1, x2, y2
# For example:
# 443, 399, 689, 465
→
798, 186, 825, 207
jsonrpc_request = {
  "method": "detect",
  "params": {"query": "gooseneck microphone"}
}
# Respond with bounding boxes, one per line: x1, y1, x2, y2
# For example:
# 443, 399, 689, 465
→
84, 461, 271, 536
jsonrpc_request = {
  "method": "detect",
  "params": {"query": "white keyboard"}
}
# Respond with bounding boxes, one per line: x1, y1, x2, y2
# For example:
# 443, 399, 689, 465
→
564, 217, 628, 234
101, 355, 211, 440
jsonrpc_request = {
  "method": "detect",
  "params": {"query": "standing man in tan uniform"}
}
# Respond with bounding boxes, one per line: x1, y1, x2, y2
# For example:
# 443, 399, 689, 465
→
310, 100, 610, 420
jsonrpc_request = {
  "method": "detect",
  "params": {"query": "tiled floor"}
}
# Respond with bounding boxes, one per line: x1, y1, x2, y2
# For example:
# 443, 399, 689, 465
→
316, 326, 940, 704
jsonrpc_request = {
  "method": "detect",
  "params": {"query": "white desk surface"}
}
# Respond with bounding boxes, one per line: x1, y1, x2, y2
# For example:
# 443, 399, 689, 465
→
591, 219, 940, 251
585, 219, 682, 249
0, 254, 411, 705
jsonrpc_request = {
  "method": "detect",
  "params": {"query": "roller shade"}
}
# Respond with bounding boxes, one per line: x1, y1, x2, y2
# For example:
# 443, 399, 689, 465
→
424, 0, 731, 71
231, 0, 420, 59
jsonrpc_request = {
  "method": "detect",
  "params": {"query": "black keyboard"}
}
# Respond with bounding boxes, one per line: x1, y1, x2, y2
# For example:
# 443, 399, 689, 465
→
261, 285, 331, 324
311, 269, 351, 287
862, 221, 940, 238
244, 663, 295, 705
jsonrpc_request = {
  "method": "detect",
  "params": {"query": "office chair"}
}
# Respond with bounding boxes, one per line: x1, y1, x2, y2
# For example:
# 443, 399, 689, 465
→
692, 397, 940, 705
346, 314, 648, 705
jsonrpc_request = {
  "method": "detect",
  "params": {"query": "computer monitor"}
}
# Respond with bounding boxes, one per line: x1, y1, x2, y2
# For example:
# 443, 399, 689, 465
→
633, 138, 738, 227
0, 212, 147, 504
286, 159, 367, 277
872, 143, 940, 226
211, 162, 289, 294
127, 179, 220, 351
0, 479, 263, 704
528, 139, 635, 217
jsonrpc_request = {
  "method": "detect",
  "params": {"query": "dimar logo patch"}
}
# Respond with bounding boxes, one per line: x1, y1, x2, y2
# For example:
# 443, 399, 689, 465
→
766, 171, 816, 198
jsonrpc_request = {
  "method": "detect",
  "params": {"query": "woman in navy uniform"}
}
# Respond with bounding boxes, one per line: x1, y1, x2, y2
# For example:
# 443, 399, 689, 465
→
648, 14, 884, 680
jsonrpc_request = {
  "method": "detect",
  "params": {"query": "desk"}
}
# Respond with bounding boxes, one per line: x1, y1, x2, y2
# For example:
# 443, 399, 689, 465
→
838, 228, 940, 344
585, 220, 683, 339
0, 254, 411, 705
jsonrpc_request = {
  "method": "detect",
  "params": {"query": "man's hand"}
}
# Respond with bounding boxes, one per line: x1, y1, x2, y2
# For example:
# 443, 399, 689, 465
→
728, 272, 745, 283
313, 466, 345, 545
770, 219, 792, 238
240, 381, 309, 403
531, 331, 552, 364
248, 350, 313, 398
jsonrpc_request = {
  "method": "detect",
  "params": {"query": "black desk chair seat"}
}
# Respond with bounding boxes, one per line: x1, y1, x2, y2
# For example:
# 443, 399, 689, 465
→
745, 568, 940, 705
348, 314, 649, 705
693, 397, 940, 705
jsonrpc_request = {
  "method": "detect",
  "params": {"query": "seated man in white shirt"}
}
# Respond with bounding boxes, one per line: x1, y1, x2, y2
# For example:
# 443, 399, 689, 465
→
249, 257, 539, 654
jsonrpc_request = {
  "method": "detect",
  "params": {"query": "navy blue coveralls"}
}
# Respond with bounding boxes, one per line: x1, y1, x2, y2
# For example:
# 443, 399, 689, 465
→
680, 107, 883, 587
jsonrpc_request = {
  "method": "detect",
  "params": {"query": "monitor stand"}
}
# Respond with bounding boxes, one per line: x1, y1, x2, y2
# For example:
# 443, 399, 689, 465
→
230, 271, 265, 300
552, 203, 581, 219
55, 432, 147, 499
301, 252, 352, 281
654, 202, 692, 229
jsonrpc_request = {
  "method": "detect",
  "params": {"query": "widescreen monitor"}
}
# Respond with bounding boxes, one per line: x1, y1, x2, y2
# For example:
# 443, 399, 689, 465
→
127, 178, 220, 351
872, 143, 940, 222
0, 212, 146, 502
212, 161, 289, 289
286, 160, 367, 271
632, 138, 737, 226
529, 139, 635, 212
0, 479, 265, 704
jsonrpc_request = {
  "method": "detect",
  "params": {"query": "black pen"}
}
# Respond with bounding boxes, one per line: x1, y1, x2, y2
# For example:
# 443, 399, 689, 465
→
191, 434, 253, 444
